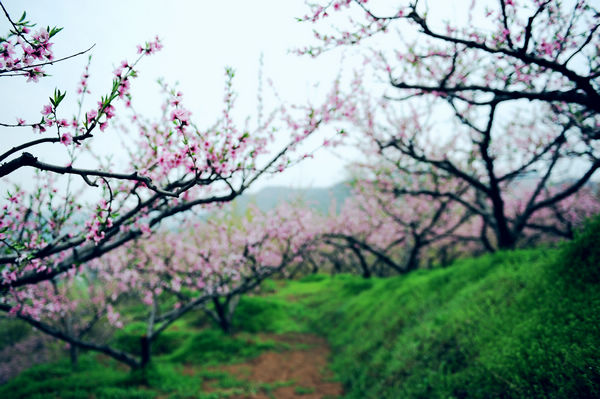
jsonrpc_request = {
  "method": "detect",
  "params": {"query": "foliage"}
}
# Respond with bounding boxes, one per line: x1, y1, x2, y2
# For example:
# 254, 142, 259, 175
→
0, 299, 313, 398
558, 214, 600, 283
232, 295, 306, 334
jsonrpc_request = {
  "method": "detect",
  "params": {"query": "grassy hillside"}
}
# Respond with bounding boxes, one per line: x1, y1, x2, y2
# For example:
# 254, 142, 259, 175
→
273, 216, 600, 398
1, 218, 599, 398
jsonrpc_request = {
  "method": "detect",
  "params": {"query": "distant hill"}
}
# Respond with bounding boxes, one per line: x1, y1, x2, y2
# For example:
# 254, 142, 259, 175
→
228, 182, 352, 215
159, 182, 352, 230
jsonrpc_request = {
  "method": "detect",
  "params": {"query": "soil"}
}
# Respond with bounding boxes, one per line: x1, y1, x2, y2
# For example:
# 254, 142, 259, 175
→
212, 333, 343, 399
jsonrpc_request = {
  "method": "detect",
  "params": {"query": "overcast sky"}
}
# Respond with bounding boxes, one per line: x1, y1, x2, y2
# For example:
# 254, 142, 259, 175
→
1, 0, 371, 191
2, 0, 496, 195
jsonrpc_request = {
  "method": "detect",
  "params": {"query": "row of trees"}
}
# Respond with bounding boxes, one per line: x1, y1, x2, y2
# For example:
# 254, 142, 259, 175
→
1, 204, 318, 368
7, 174, 596, 369
1, 0, 599, 371
0, 2, 340, 369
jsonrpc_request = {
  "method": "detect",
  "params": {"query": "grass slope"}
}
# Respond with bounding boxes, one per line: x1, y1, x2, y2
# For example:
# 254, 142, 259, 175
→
274, 217, 600, 398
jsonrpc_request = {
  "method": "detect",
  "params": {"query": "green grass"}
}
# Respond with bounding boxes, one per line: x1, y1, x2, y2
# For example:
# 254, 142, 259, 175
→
233, 295, 307, 334
295, 385, 317, 394
2, 217, 599, 398
272, 216, 600, 398
163, 328, 278, 365
0, 322, 289, 399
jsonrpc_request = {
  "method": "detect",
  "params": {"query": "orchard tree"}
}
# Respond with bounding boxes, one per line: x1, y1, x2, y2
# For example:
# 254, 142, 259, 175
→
316, 175, 475, 277
0, 4, 353, 367
0, 4, 346, 300
306, 168, 599, 279
301, 0, 600, 249
0, 205, 319, 369
0, 259, 128, 366
189, 205, 319, 334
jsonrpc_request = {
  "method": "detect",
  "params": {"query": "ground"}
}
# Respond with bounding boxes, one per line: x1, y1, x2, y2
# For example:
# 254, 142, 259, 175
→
177, 333, 342, 399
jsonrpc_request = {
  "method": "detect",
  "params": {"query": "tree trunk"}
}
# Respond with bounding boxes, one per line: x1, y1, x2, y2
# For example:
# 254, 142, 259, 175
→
405, 237, 421, 272
140, 335, 151, 368
488, 185, 515, 249
349, 245, 371, 278
69, 343, 78, 366
495, 224, 516, 249
67, 316, 78, 366
213, 297, 232, 334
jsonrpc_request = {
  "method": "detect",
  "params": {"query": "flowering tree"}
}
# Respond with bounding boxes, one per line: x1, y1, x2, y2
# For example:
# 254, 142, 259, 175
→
0, 4, 348, 369
323, 177, 474, 276
321, 169, 600, 277
301, 0, 600, 249
0, 204, 318, 369
0, 3, 339, 296
189, 205, 319, 333
0, 260, 127, 366
0, 4, 70, 82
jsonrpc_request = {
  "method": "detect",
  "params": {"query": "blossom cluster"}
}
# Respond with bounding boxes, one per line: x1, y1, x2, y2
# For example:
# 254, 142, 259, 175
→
0, 11, 59, 82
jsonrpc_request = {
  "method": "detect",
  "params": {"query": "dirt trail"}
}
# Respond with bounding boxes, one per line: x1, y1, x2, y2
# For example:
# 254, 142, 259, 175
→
213, 333, 343, 399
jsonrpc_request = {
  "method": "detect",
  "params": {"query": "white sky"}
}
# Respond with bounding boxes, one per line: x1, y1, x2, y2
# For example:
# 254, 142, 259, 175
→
0, 0, 369, 192
6, 0, 564, 196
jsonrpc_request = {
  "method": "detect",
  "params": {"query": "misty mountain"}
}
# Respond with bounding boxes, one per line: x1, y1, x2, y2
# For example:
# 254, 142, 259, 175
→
227, 182, 352, 215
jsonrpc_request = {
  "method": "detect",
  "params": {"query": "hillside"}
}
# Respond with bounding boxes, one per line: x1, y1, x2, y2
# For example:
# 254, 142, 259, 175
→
271, 217, 600, 398
229, 183, 351, 215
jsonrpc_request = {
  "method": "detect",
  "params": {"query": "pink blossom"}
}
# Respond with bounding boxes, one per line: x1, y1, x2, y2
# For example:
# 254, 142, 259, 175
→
139, 223, 152, 237
171, 108, 191, 124
60, 132, 72, 146
86, 109, 98, 123
25, 66, 43, 82
41, 104, 53, 116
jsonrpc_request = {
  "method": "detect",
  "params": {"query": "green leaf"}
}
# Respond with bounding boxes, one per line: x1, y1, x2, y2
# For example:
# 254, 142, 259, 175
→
50, 88, 66, 108
48, 26, 63, 38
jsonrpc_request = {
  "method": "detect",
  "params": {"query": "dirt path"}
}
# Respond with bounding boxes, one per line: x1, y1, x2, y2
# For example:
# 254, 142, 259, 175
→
208, 333, 343, 399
